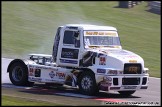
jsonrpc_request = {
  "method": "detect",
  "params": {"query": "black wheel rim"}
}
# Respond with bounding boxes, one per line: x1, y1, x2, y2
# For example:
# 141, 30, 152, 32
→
12, 66, 23, 82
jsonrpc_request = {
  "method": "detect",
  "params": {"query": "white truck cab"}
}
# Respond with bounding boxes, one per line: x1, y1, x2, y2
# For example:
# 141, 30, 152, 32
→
7, 24, 149, 96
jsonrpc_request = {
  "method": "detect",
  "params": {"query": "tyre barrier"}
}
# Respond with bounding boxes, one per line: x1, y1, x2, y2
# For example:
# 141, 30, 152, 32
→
118, 1, 142, 8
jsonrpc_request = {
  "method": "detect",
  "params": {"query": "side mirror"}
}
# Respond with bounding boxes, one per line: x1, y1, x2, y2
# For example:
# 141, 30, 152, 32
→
74, 31, 80, 48
74, 31, 79, 38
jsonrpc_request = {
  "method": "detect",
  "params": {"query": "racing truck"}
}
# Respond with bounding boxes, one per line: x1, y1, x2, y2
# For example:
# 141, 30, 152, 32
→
7, 24, 149, 96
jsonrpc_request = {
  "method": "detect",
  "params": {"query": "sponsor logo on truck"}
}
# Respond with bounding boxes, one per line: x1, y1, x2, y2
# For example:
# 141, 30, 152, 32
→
49, 71, 66, 79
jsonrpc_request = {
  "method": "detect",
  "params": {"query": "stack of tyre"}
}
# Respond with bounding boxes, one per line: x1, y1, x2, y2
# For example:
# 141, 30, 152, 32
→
118, 1, 142, 8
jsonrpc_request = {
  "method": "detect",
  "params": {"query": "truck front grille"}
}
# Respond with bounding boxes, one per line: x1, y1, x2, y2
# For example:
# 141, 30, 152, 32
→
124, 63, 142, 74
122, 78, 140, 85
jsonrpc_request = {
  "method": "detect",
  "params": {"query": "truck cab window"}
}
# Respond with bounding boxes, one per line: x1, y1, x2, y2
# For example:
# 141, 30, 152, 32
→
63, 31, 75, 44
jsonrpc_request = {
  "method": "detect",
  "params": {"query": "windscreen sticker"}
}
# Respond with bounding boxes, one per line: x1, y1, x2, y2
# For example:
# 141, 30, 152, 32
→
84, 31, 117, 36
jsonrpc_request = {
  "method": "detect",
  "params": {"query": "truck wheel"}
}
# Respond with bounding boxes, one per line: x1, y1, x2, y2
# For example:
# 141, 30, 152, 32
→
118, 91, 136, 96
78, 72, 98, 96
9, 62, 34, 86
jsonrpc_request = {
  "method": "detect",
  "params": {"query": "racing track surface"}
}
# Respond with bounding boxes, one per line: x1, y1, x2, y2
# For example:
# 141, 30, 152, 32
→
1, 58, 161, 106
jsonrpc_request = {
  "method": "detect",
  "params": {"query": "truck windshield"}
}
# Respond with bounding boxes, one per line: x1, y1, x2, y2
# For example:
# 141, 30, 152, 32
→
84, 31, 121, 48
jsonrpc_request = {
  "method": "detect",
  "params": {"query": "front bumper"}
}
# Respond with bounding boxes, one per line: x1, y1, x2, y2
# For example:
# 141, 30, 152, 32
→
97, 74, 149, 92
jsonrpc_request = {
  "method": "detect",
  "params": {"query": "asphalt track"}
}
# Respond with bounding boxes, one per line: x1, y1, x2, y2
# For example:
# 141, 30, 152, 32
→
1, 58, 161, 106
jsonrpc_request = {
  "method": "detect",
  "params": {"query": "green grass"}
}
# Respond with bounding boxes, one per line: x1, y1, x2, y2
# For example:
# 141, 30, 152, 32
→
2, 1, 160, 77
2, 95, 63, 106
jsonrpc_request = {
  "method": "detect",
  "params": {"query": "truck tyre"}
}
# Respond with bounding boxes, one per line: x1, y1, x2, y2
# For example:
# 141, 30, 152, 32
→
9, 62, 34, 86
78, 72, 98, 96
118, 91, 136, 96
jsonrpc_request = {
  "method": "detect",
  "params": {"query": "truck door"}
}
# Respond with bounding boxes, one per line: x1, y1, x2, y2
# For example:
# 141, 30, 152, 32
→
58, 27, 81, 67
